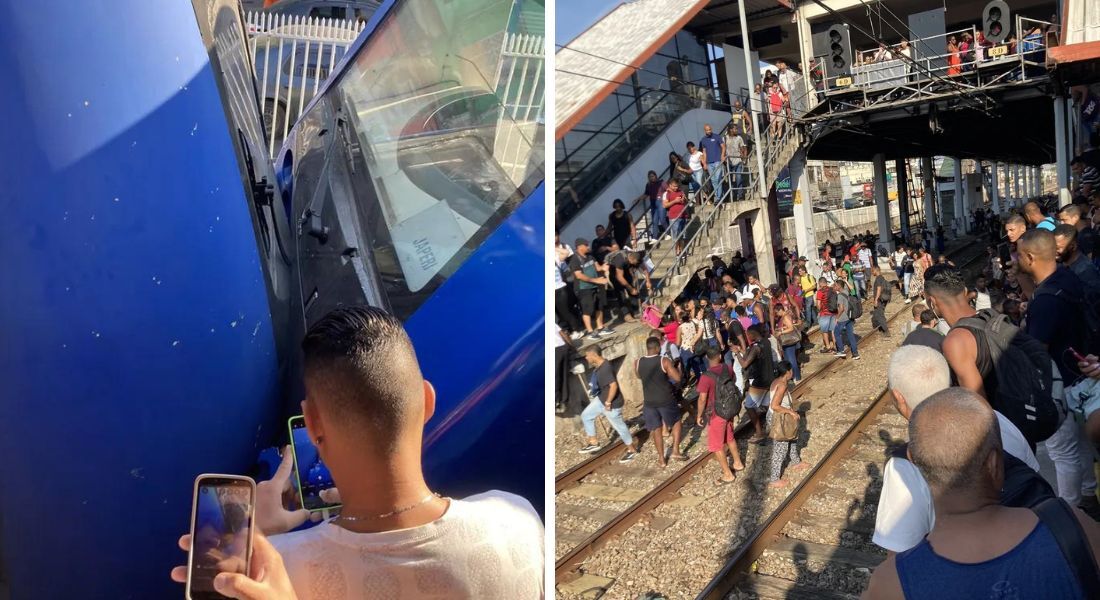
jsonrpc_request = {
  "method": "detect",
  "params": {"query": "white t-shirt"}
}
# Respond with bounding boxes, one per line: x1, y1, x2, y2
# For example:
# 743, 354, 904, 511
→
688, 150, 704, 172
554, 323, 565, 348
872, 412, 1038, 552
270, 491, 544, 600
974, 289, 992, 311
858, 248, 873, 270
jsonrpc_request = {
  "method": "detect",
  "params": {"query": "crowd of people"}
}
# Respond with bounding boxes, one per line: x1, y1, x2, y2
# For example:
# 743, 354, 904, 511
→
563, 175, 1100, 594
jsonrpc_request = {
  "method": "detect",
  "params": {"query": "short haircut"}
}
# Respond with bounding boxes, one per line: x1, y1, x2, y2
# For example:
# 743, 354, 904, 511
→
706, 347, 723, 360
586, 346, 604, 357
1005, 214, 1026, 228
302, 307, 423, 447
1024, 201, 1043, 216
923, 264, 966, 299
1060, 204, 1083, 220
1053, 224, 1078, 243
911, 302, 927, 318
775, 360, 792, 377
887, 345, 951, 409
735, 306, 746, 316
646, 337, 661, 352
908, 388, 1002, 493
919, 309, 937, 326
1018, 229, 1056, 260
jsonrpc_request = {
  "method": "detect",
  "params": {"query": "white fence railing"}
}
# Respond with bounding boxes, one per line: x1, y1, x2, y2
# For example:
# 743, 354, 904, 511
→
244, 11, 366, 158
493, 33, 545, 184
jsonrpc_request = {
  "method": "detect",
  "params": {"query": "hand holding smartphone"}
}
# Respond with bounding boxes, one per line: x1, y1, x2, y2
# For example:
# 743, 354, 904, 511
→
288, 416, 341, 512
186, 475, 256, 600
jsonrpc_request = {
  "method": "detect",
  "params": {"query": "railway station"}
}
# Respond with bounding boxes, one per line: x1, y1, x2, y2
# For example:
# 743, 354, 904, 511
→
554, 0, 1100, 596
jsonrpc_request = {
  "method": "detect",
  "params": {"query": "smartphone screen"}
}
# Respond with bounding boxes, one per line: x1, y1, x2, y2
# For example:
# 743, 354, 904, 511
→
288, 416, 340, 511
188, 476, 255, 599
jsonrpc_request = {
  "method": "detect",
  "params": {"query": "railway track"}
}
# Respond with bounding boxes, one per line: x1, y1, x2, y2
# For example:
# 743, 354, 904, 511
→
554, 240, 990, 597
695, 245, 991, 600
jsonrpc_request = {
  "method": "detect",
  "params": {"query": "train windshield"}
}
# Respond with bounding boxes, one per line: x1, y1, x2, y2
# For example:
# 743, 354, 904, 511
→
331, 0, 544, 309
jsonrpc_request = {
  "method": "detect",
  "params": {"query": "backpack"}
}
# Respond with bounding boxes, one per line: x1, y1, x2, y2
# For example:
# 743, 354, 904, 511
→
956, 310, 1066, 445
1031, 286, 1100, 356
848, 295, 863, 320
703, 366, 743, 420
826, 288, 839, 313
878, 277, 892, 303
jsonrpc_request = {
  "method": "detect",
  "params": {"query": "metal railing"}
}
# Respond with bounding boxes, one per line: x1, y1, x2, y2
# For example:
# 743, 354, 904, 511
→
245, 11, 366, 158
808, 17, 1057, 114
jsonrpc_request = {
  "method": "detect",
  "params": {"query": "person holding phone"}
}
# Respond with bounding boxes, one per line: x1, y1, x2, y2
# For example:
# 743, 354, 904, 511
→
172, 306, 544, 599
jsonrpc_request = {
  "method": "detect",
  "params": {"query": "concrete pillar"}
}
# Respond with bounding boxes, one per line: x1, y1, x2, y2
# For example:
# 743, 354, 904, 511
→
737, 0, 767, 200
1055, 96, 1072, 207
990, 161, 1001, 214
896, 159, 910, 240
749, 206, 777, 286
1035, 166, 1042, 197
873, 153, 894, 252
953, 157, 965, 236
922, 156, 937, 229
789, 150, 817, 275
1001, 163, 1011, 208
1024, 165, 1031, 201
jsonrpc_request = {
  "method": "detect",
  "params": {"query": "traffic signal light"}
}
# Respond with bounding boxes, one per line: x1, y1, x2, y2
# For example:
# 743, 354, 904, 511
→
983, 1, 1011, 45
827, 24, 853, 79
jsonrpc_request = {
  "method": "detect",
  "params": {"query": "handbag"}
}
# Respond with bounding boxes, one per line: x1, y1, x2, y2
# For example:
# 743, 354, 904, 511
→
769, 411, 799, 441
778, 330, 801, 347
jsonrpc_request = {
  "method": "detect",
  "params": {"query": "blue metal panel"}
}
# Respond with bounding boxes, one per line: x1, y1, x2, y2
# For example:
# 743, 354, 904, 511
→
0, 2, 280, 597
407, 184, 545, 512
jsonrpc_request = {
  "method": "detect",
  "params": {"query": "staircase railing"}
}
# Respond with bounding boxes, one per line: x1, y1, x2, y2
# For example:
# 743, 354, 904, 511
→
555, 82, 724, 226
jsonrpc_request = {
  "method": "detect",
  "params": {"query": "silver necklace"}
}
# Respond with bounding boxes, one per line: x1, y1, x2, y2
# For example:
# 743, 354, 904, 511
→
336, 492, 442, 522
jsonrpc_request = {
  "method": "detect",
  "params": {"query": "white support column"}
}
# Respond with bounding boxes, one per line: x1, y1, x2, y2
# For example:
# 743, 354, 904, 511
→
990, 161, 1001, 214
953, 157, 965, 236
1001, 163, 1011, 208
789, 150, 817, 275
738, 0, 767, 200
922, 156, 937, 229
1055, 96, 1072, 207
795, 6, 815, 112
1013, 165, 1021, 203
1024, 166, 1032, 201
874, 153, 894, 252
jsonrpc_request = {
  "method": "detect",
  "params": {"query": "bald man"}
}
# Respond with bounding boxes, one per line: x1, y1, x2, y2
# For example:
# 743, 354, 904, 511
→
1024, 201, 1057, 231
864, 389, 1100, 600
874, 349, 1039, 553
1017, 230, 1098, 510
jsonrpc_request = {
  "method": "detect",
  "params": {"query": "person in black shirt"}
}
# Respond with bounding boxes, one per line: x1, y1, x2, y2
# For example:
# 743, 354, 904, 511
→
607, 199, 635, 250
569, 239, 612, 338
1058, 203, 1098, 260
579, 347, 639, 462
902, 309, 945, 353
592, 225, 615, 262
607, 250, 650, 322
1053, 225, 1100, 296
1017, 229, 1092, 381
871, 266, 891, 337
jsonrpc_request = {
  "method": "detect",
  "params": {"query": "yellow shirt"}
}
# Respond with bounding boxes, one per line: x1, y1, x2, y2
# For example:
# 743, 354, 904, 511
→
800, 274, 816, 299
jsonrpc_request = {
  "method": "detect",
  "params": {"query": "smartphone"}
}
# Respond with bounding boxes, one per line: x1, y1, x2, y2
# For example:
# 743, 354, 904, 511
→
288, 416, 341, 512
186, 474, 256, 600
1069, 346, 1088, 363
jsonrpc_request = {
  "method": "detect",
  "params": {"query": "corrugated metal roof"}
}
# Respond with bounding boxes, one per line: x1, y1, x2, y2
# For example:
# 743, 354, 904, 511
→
554, 0, 709, 136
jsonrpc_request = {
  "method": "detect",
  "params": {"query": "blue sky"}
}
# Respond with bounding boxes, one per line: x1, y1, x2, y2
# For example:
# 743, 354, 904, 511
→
556, 0, 620, 46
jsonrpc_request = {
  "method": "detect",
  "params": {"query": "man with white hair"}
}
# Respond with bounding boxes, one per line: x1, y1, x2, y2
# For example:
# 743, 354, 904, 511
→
874, 346, 1038, 553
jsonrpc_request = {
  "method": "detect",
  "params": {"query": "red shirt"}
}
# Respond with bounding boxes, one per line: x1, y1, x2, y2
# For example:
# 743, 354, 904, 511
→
769, 92, 783, 113
816, 289, 835, 316
696, 364, 732, 412
663, 321, 680, 343
665, 189, 686, 219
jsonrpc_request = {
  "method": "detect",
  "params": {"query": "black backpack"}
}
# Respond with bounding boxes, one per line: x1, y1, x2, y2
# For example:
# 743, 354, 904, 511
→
955, 310, 1066, 445
878, 277, 892, 303
703, 365, 743, 420
826, 288, 839, 313
848, 294, 863, 320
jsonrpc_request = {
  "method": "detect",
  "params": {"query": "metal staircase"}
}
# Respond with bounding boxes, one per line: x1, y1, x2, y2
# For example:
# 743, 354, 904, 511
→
555, 86, 723, 226
637, 118, 804, 311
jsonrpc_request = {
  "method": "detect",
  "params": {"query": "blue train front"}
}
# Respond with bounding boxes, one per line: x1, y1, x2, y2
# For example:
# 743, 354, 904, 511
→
0, 0, 544, 597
